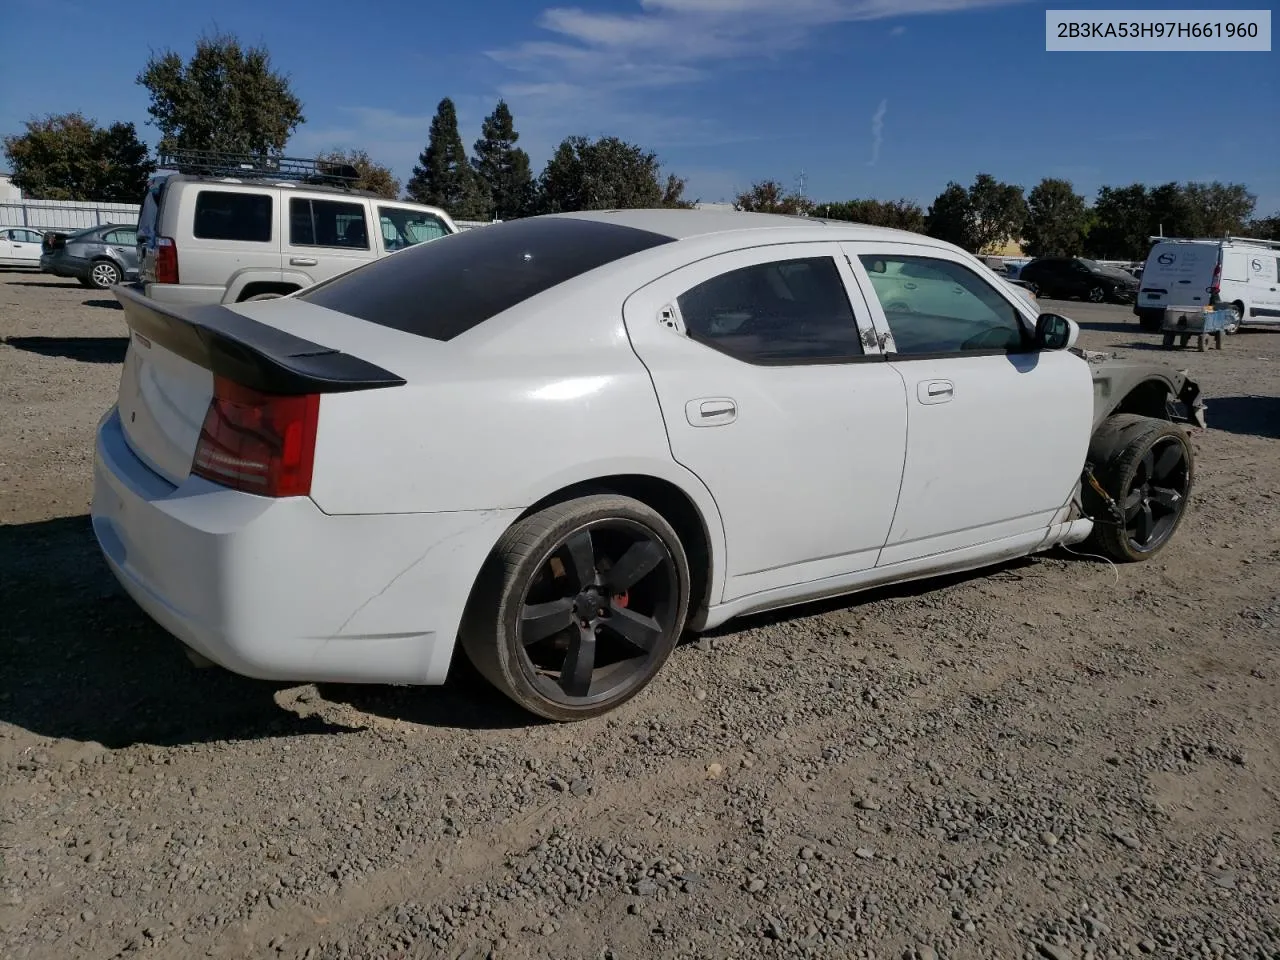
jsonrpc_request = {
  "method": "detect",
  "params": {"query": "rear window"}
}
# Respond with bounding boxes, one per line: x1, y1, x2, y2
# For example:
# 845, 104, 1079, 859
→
193, 190, 273, 243
298, 216, 676, 341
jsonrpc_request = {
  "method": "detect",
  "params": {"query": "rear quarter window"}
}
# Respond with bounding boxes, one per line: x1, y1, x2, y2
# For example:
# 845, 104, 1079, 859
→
298, 216, 675, 341
192, 190, 273, 243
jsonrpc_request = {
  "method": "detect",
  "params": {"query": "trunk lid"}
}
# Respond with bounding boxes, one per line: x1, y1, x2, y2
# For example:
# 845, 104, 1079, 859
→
112, 285, 407, 488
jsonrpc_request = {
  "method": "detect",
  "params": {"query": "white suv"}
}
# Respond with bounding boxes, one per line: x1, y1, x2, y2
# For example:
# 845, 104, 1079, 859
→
135, 154, 458, 305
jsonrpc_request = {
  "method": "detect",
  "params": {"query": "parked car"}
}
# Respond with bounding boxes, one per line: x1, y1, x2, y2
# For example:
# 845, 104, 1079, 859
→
1134, 236, 1280, 332
1019, 257, 1140, 304
0, 226, 45, 268
38, 223, 140, 288
135, 151, 458, 306
92, 210, 1204, 721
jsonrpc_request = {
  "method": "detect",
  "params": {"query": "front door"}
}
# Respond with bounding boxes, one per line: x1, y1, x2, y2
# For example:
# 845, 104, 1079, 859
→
622, 242, 909, 602
843, 243, 1094, 566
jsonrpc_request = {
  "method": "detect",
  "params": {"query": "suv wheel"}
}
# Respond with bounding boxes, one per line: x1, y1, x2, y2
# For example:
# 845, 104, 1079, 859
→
1087, 285, 1106, 303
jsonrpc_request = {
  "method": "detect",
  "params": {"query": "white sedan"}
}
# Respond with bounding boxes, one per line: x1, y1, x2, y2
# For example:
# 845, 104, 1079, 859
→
0, 226, 44, 267
92, 210, 1204, 720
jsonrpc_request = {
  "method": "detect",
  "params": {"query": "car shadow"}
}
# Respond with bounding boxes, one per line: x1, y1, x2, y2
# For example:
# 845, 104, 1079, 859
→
3, 336, 128, 364
699, 556, 1044, 637
83, 298, 122, 310
5, 279, 81, 288
0, 516, 535, 749
1203, 395, 1280, 439
1076, 321, 1139, 335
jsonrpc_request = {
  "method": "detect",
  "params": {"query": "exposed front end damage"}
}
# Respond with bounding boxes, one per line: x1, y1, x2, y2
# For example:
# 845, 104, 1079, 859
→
1074, 349, 1207, 430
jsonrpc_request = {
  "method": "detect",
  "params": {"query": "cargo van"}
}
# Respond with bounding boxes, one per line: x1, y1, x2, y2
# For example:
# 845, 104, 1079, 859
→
1134, 236, 1280, 332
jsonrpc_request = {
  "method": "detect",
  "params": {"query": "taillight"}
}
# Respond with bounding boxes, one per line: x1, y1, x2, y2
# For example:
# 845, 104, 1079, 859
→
191, 376, 320, 497
1209, 261, 1221, 295
154, 236, 179, 284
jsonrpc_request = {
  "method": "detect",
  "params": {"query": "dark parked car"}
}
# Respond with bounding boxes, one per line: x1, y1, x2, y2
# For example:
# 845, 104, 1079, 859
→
1018, 257, 1140, 305
40, 224, 140, 289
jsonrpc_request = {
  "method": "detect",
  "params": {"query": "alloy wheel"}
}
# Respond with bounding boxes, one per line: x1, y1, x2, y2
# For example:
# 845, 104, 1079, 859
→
516, 519, 679, 707
1121, 436, 1191, 554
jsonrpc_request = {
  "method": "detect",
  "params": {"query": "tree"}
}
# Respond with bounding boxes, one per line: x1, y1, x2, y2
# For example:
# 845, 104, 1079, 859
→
406, 98, 487, 219
1147, 181, 1200, 239
925, 181, 973, 249
317, 149, 399, 199
533, 135, 688, 213
3, 112, 154, 202
733, 179, 813, 215
1184, 181, 1255, 236
1086, 183, 1149, 259
817, 198, 924, 233
1246, 213, 1280, 241
1022, 178, 1089, 257
470, 100, 533, 220
137, 31, 304, 157
967, 173, 1026, 254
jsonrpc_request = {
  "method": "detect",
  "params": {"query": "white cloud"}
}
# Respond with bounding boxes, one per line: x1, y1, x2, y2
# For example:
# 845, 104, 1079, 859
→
868, 98, 888, 166
890, 24, 908, 35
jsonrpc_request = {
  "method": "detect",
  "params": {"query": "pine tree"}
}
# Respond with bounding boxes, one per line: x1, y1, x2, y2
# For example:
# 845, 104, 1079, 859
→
406, 98, 486, 219
471, 100, 533, 220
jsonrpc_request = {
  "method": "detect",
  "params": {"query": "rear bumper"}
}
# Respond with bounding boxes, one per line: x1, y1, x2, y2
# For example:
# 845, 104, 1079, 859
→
91, 406, 519, 686
143, 282, 228, 306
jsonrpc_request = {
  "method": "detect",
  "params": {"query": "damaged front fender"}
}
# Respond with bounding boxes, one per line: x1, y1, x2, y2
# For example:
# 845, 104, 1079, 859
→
1074, 349, 1207, 430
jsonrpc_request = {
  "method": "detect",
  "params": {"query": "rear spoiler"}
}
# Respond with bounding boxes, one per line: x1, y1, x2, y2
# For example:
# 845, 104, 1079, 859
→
114, 283, 405, 395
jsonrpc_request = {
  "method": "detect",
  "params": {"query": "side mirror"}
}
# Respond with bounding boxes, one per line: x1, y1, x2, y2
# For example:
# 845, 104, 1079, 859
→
1035, 312, 1076, 350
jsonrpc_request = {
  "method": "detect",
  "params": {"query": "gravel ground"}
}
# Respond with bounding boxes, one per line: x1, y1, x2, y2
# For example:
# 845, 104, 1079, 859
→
2, 271, 1278, 960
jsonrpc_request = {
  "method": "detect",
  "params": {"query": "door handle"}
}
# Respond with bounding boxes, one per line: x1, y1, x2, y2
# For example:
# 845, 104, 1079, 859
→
917, 379, 954, 404
686, 397, 736, 427
289, 257, 318, 266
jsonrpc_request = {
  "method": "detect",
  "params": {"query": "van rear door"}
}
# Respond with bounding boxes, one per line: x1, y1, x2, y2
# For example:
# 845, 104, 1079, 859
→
1140, 242, 1219, 310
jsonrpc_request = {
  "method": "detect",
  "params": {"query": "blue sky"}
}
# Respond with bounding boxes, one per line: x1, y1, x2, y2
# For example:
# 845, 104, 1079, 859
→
2, 0, 1277, 213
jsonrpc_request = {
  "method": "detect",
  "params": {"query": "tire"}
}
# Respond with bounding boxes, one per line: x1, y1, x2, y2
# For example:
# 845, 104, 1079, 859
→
88, 259, 121, 289
1138, 310, 1162, 332
1226, 302, 1244, 334
1082, 414, 1195, 563
458, 494, 691, 721
1087, 285, 1106, 304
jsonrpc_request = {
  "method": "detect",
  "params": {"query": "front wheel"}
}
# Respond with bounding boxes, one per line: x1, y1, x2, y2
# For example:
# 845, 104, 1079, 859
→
1225, 302, 1244, 334
1083, 414, 1195, 563
459, 494, 691, 721
1087, 285, 1106, 303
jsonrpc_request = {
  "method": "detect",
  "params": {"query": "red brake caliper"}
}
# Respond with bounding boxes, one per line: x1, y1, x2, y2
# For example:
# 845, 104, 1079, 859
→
613, 590, 629, 609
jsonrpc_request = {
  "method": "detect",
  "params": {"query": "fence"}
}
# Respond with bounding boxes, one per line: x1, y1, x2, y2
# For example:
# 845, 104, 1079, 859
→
0, 198, 141, 232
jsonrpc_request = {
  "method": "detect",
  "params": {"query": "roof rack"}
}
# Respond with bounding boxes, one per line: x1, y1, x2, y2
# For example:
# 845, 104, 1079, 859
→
157, 149, 360, 187
1148, 234, 1280, 249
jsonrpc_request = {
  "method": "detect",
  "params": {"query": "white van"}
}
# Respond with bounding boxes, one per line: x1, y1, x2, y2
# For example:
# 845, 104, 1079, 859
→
135, 152, 458, 305
1134, 236, 1280, 332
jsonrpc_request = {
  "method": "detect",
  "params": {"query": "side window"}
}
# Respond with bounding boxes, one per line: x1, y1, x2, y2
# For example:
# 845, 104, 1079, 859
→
377, 207, 449, 250
193, 191, 272, 243
676, 256, 864, 364
16, 229, 42, 243
104, 229, 137, 245
859, 254, 1026, 356
290, 198, 370, 249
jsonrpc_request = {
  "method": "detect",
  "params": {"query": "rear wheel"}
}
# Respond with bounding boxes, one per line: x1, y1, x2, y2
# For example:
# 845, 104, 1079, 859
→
1087, 285, 1106, 303
88, 259, 121, 289
1225, 301, 1244, 334
1083, 414, 1195, 563
459, 495, 691, 721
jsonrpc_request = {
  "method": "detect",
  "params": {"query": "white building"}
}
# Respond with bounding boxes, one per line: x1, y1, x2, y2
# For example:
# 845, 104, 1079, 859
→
0, 171, 23, 202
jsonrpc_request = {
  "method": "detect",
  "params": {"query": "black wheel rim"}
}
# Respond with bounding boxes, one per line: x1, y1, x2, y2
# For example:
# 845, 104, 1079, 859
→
517, 519, 679, 707
1089, 286, 1105, 302
1122, 436, 1190, 553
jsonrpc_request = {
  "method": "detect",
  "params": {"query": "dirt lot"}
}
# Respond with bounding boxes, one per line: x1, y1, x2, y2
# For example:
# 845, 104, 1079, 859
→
1, 271, 1278, 960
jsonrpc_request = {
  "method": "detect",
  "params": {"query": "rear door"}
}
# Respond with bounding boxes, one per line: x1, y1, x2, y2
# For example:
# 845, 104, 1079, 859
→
1248, 253, 1280, 320
844, 241, 1093, 565
284, 196, 378, 285
622, 241, 909, 601
102, 228, 139, 276
1140, 242, 1219, 311
4, 228, 43, 264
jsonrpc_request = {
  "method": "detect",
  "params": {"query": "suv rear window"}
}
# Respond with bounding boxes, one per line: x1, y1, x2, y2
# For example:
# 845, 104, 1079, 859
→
298, 216, 676, 341
193, 190, 272, 243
